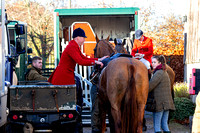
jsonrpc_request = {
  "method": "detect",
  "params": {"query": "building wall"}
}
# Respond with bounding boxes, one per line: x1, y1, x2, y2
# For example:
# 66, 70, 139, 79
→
186, 0, 200, 64
184, 0, 200, 84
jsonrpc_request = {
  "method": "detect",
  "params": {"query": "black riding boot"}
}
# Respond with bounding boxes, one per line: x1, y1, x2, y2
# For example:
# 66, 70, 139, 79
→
155, 132, 162, 133
163, 131, 171, 133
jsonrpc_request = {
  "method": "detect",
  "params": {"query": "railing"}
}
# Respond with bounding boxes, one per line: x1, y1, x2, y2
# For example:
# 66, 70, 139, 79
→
75, 64, 93, 109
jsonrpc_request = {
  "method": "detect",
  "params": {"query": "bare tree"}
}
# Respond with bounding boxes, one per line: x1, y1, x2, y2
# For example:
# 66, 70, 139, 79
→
6, 0, 54, 67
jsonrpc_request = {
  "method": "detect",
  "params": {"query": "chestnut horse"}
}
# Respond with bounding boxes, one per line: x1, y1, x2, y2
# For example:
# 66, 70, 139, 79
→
99, 57, 149, 133
94, 36, 149, 133
95, 35, 175, 99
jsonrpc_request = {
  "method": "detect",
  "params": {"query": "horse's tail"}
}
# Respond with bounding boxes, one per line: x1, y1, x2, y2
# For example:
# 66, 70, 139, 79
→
121, 64, 138, 133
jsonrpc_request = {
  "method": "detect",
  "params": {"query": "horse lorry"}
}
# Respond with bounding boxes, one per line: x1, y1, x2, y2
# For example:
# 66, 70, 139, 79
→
0, 4, 81, 133
53, 8, 140, 114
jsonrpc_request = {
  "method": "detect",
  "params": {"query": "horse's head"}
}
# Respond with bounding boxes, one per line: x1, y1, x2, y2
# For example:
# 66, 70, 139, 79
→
94, 34, 116, 58
114, 38, 128, 54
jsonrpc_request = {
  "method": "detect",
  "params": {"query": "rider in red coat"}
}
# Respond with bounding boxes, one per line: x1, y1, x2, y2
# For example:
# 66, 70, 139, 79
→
131, 29, 153, 67
48, 28, 107, 85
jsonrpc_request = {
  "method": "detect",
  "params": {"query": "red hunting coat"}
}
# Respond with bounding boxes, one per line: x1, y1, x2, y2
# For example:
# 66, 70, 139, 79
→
48, 40, 98, 85
131, 36, 153, 65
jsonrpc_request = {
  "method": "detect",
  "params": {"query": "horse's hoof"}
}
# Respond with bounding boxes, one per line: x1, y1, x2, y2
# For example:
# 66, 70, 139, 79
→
142, 126, 147, 131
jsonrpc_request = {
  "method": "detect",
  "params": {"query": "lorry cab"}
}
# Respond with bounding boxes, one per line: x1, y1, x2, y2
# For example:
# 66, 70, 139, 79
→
7, 21, 28, 84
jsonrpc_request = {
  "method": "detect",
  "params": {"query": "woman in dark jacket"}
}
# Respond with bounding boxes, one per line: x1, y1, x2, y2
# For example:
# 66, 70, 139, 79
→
149, 55, 175, 133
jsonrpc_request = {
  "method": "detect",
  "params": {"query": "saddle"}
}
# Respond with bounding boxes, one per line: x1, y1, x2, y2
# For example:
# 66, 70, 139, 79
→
101, 53, 132, 67
90, 53, 132, 85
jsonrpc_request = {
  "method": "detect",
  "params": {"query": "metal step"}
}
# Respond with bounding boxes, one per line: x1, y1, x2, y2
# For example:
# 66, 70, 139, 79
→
81, 108, 109, 127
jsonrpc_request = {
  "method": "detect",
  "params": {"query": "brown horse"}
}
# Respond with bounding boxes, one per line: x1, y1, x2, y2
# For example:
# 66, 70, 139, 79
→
99, 56, 149, 133
95, 35, 175, 98
94, 36, 128, 58
166, 65, 175, 99
114, 38, 128, 54
94, 36, 149, 132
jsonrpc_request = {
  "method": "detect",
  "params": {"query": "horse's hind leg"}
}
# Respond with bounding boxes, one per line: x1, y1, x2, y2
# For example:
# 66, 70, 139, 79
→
110, 108, 121, 133
108, 107, 115, 133
137, 104, 146, 133
99, 95, 107, 133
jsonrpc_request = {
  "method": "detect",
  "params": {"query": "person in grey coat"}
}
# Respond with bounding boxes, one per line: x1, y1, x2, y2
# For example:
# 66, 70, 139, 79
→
149, 55, 175, 133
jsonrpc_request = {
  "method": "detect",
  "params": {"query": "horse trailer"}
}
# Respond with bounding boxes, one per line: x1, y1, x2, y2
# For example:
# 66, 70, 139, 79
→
54, 7, 140, 64
53, 7, 140, 108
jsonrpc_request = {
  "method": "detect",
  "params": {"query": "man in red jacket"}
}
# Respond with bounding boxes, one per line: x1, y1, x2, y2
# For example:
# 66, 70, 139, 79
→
131, 29, 153, 71
48, 28, 108, 132
48, 28, 107, 85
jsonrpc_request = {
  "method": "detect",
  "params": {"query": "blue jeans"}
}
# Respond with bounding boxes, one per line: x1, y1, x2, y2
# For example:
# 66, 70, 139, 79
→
153, 110, 170, 132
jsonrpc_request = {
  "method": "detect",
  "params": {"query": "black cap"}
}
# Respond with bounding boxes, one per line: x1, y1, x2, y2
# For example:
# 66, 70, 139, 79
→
135, 29, 143, 39
72, 28, 87, 38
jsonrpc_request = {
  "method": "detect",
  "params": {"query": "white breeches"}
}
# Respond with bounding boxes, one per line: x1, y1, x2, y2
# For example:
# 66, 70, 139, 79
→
139, 58, 151, 69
